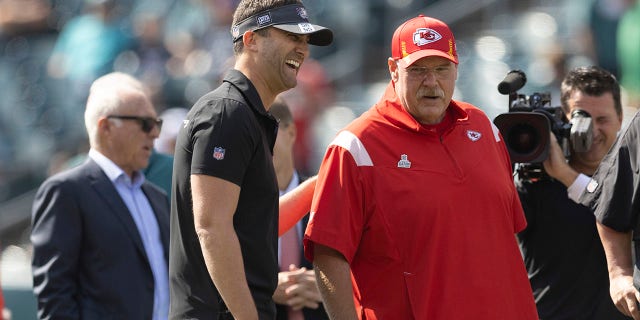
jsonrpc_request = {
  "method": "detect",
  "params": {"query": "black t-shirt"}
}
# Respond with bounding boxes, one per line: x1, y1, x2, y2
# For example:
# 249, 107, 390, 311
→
517, 176, 630, 319
582, 111, 640, 291
169, 69, 279, 319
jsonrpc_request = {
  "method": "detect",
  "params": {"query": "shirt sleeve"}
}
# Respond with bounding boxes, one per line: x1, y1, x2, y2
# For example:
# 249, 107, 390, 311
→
580, 113, 640, 231
189, 99, 258, 186
567, 173, 590, 203
304, 143, 366, 264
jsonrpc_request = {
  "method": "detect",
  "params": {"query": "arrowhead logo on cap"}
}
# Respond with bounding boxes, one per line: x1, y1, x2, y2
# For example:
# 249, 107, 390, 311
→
413, 28, 442, 46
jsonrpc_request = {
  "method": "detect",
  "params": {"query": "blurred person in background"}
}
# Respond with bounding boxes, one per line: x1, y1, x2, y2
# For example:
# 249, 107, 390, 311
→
517, 66, 628, 319
280, 58, 334, 175
154, 107, 188, 155
616, 0, 640, 108
31, 72, 169, 319
304, 15, 537, 319
143, 149, 173, 196
586, 0, 635, 78
47, 0, 135, 108
129, 9, 173, 109
0, 0, 58, 194
197, 0, 239, 83
145, 107, 189, 195
270, 97, 327, 320
169, 0, 332, 319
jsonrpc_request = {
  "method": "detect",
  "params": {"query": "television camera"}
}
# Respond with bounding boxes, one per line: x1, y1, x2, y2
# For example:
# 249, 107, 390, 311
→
493, 70, 594, 181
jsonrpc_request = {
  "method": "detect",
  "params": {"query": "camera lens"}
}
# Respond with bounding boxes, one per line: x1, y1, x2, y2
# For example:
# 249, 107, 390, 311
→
507, 124, 540, 155
494, 111, 550, 163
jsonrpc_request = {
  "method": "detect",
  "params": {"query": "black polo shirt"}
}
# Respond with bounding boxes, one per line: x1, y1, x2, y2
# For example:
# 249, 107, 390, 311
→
169, 69, 279, 319
581, 111, 640, 291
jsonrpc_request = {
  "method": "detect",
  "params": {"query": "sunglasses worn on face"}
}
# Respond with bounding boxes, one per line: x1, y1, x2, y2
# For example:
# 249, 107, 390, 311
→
107, 115, 163, 133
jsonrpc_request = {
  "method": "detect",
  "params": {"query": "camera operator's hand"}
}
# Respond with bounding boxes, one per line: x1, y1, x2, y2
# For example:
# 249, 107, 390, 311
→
543, 131, 579, 187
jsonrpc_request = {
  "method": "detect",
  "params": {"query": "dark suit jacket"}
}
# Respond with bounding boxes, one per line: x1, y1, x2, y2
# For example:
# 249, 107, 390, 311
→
31, 159, 170, 319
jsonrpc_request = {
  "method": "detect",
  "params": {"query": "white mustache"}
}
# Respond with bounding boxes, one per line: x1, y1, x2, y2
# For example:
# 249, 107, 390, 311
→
418, 88, 444, 98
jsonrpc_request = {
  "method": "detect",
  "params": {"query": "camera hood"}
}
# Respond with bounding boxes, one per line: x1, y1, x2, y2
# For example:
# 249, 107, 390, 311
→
494, 112, 551, 163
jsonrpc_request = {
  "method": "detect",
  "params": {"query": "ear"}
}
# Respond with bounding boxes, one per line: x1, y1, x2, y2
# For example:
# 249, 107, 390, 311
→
97, 116, 113, 136
242, 30, 259, 51
388, 58, 399, 82
453, 63, 458, 81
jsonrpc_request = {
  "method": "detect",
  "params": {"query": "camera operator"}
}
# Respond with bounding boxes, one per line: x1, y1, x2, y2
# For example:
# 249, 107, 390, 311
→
516, 66, 628, 319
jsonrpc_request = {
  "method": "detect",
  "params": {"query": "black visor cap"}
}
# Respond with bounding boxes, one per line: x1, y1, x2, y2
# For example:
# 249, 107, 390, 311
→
231, 4, 333, 46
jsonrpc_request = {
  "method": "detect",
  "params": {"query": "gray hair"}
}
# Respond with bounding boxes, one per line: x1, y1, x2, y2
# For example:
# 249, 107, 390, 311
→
84, 72, 147, 145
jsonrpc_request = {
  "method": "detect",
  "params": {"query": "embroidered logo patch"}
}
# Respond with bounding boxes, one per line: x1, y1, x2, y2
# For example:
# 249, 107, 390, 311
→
413, 28, 442, 46
298, 23, 315, 33
466, 130, 482, 142
296, 7, 308, 20
256, 13, 272, 26
397, 154, 411, 168
213, 147, 226, 160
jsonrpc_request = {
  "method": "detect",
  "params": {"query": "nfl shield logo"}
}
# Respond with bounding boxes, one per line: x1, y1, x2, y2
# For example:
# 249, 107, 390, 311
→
213, 147, 225, 160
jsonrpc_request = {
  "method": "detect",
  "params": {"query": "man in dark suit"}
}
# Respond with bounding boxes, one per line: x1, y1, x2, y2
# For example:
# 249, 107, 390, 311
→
30, 72, 169, 319
270, 97, 328, 320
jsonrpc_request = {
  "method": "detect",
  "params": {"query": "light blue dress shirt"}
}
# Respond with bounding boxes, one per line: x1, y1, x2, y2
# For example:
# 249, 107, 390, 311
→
278, 171, 302, 264
89, 149, 169, 320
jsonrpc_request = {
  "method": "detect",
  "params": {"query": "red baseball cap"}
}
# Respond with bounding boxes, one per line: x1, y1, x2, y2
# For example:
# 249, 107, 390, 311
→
391, 15, 458, 66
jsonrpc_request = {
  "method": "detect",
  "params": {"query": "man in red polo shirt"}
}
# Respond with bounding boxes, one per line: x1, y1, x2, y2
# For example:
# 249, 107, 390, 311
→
304, 15, 538, 319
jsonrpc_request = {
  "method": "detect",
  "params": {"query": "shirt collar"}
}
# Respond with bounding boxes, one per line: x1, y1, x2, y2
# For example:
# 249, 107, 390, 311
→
223, 69, 273, 119
223, 69, 279, 152
88, 148, 145, 186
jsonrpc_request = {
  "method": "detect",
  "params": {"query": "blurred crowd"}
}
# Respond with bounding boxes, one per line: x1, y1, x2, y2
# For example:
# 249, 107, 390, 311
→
2, 0, 639, 204
0, 0, 340, 202
0, 0, 638, 236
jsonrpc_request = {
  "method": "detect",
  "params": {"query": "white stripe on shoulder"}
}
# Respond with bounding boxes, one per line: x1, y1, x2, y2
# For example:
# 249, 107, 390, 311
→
330, 131, 373, 167
487, 115, 501, 142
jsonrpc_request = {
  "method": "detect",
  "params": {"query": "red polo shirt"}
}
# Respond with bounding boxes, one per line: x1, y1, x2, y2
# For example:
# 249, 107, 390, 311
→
305, 82, 537, 319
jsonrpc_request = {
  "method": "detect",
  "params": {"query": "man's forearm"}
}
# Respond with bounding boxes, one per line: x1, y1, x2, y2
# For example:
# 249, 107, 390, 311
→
597, 222, 634, 278
313, 244, 358, 320
198, 227, 258, 320
279, 175, 317, 236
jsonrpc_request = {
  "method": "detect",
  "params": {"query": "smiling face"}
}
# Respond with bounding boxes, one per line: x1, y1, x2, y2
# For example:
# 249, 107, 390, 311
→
389, 55, 457, 125
566, 90, 622, 167
256, 27, 310, 94
559, 66, 622, 174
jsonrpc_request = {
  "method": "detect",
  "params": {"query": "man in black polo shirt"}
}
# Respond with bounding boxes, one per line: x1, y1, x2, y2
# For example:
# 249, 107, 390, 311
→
169, 0, 332, 319
581, 111, 640, 319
